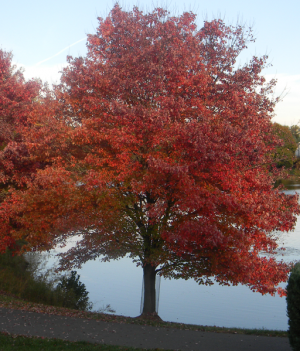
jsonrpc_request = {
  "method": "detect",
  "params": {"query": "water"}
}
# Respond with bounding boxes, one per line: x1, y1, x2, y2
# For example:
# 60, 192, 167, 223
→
41, 184, 300, 331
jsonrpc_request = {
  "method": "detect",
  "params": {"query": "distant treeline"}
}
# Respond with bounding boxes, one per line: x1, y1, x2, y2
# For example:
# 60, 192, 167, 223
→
272, 123, 300, 173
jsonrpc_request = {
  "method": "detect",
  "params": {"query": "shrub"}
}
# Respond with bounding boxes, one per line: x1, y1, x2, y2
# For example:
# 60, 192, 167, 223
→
0, 251, 57, 304
287, 262, 300, 350
56, 271, 92, 311
0, 251, 92, 311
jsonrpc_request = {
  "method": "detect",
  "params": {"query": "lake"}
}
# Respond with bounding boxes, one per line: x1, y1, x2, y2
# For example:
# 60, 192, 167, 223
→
40, 184, 300, 331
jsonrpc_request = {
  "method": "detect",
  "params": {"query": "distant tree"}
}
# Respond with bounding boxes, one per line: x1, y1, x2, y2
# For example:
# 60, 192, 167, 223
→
1, 5, 299, 318
290, 125, 300, 143
272, 123, 298, 168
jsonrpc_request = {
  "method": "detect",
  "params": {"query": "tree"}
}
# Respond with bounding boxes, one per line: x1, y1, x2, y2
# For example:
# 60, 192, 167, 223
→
272, 123, 298, 168
1, 5, 299, 317
0, 49, 44, 253
290, 125, 300, 143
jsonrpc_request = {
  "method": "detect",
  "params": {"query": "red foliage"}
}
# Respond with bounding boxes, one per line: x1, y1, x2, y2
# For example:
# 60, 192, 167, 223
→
0, 49, 49, 253
1, 6, 299, 299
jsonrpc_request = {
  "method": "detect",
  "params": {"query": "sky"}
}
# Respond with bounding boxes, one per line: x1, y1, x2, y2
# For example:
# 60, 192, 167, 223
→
0, 0, 299, 126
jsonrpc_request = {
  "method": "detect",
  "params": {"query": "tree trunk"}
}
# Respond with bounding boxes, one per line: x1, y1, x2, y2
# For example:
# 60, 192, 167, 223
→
142, 263, 156, 315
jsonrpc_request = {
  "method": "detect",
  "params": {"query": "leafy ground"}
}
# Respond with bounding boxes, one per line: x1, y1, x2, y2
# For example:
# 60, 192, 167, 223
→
0, 292, 288, 338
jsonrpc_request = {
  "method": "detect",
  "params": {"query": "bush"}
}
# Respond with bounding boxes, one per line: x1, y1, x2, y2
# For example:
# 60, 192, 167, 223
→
287, 262, 300, 350
0, 250, 59, 305
0, 251, 92, 311
56, 271, 92, 311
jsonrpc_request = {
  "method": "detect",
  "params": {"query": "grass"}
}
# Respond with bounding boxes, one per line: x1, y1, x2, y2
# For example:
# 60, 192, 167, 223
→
0, 332, 164, 351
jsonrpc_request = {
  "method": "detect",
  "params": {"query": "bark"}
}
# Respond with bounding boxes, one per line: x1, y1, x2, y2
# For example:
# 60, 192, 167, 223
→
142, 263, 157, 315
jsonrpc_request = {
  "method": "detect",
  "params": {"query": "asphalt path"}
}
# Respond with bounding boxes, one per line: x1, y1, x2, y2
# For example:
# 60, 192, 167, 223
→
0, 307, 292, 350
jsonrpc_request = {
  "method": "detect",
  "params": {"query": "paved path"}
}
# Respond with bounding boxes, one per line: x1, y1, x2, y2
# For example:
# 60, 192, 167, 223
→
0, 307, 292, 350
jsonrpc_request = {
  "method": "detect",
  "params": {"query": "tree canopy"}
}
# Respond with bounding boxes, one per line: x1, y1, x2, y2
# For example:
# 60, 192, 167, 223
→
0, 5, 299, 316
0, 49, 45, 252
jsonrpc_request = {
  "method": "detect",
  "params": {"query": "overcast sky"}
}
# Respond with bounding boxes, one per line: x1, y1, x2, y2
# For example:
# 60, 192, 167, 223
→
1, 0, 299, 125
